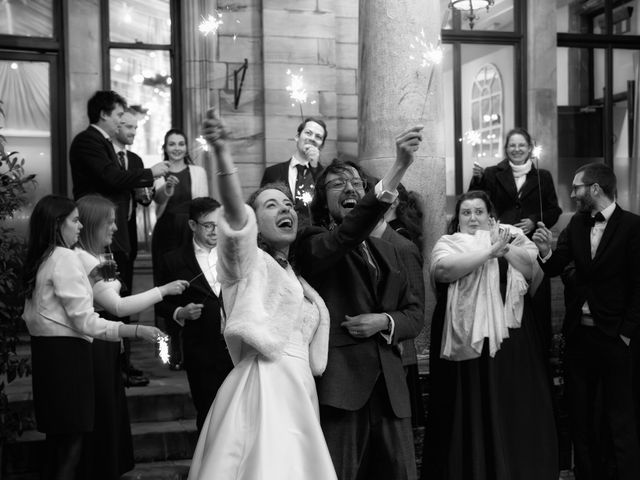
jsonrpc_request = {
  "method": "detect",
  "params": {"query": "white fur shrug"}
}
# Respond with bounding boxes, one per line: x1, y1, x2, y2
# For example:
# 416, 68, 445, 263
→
216, 205, 329, 375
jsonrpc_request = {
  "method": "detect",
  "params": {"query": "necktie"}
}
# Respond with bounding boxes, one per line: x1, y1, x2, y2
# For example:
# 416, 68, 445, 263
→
117, 151, 126, 170
587, 212, 605, 227
357, 242, 379, 285
294, 164, 315, 203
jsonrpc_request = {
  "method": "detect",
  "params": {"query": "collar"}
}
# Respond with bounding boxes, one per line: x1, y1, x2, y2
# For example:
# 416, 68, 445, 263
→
595, 202, 616, 222
193, 239, 216, 257
290, 154, 309, 170
91, 124, 111, 140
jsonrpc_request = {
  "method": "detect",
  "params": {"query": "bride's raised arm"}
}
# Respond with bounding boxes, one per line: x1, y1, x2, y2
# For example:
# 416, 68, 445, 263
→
202, 109, 247, 231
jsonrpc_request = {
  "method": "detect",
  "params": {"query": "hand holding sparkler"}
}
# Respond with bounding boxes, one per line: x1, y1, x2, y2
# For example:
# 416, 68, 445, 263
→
176, 303, 204, 321
531, 145, 544, 224
303, 144, 320, 168
472, 161, 484, 179
164, 175, 180, 197
158, 279, 189, 297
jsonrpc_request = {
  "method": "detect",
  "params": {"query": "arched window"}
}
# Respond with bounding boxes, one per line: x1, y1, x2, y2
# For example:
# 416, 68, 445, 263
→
470, 63, 503, 162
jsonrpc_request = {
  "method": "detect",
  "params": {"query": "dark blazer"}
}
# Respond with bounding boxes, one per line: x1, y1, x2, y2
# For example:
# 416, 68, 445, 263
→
380, 226, 425, 366
156, 242, 232, 371
296, 191, 423, 418
69, 127, 154, 254
125, 150, 144, 260
539, 205, 640, 338
469, 159, 562, 229
260, 158, 324, 195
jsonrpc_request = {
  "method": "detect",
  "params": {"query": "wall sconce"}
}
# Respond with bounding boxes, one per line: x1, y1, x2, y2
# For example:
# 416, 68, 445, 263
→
234, 59, 249, 110
449, 0, 495, 30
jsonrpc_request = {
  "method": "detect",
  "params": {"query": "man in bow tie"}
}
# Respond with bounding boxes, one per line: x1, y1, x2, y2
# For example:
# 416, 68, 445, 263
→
260, 117, 327, 227
533, 162, 640, 480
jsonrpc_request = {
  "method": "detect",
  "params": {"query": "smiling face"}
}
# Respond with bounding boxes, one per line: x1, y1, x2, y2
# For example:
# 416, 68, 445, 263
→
253, 188, 298, 250
164, 133, 187, 163
295, 121, 325, 157
60, 208, 83, 247
188, 209, 219, 250
505, 133, 532, 165
116, 112, 138, 146
324, 167, 366, 223
571, 171, 596, 213
457, 198, 491, 234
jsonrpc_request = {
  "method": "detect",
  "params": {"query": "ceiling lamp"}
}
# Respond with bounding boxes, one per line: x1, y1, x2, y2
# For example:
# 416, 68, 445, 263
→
449, 0, 495, 30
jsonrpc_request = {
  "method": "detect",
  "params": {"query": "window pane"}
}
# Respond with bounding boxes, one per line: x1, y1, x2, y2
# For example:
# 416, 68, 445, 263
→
460, 44, 513, 190
0, 0, 53, 37
557, 46, 605, 212
109, 0, 171, 44
557, 0, 637, 35
0, 59, 52, 232
458, 0, 514, 32
110, 49, 173, 250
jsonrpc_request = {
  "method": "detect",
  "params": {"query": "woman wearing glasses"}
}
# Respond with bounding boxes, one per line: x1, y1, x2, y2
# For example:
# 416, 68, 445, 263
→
470, 127, 562, 356
74, 194, 187, 480
152, 128, 209, 369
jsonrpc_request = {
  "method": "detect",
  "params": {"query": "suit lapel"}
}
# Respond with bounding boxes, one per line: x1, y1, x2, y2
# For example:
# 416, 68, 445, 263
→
182, 244, 215, 299
517, 167, 538, 200
593, 206, 622, 262
495, 163, 518, 200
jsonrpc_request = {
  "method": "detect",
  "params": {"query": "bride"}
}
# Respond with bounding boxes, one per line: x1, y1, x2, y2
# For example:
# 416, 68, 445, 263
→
187, 110, 337, 480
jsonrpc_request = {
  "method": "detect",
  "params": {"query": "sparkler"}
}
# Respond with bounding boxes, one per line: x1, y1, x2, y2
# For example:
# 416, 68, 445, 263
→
158, 336, 170, 364
199, 12, 223, 36
286, 68, 316, 121
532, 145, 544, 224
195, 135, 209, 153
409, 30, 444, 120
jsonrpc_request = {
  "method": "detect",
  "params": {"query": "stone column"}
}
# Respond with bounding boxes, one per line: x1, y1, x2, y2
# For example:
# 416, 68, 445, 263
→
527, 1, 558, 189
358, 0, 446, 359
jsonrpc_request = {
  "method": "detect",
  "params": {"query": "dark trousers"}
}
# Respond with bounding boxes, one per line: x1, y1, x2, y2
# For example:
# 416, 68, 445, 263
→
112, 249, 138, 374
185, 366, 229, 432
565, 326, 640, 480
320, 377, 417, 480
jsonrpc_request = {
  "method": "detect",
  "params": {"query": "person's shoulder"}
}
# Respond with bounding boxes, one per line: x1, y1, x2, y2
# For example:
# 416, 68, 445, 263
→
127, 150, 143, 163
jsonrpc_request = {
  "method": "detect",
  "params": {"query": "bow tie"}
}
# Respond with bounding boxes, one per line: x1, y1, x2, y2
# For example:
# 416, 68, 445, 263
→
587, 212, 605, 227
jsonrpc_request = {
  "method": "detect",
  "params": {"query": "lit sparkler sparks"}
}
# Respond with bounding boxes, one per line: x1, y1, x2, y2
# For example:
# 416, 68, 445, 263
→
531, 145, 543, 159
464, 130, 482, 146
286, 68, 316, 121
158, 336, 170, 364
300, 191, 313, 206
409, 30, 444, 68
196, 135, 209, 152
199, 12, 223, 36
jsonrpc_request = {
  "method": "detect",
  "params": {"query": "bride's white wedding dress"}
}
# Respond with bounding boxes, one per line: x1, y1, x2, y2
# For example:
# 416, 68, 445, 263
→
187, 206, 337, 480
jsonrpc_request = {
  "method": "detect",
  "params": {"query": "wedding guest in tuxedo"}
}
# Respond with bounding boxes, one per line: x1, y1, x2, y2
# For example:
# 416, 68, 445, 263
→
151, 128, 209, 370
75, 194, 185, 480
260, 117, 327, 227
295, 125, 425, 480
156, 197, 234, 432
69, 91, 169, 383
21, 195, 163, 480
533, 162, 640, 480
470, 127, 562, 355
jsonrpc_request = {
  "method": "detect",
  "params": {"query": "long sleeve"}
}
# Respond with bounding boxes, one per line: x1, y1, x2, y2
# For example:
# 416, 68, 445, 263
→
93, 282, 163, 317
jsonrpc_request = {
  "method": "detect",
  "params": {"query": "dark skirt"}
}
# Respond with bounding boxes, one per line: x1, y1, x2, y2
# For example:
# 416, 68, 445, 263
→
79, 336, 134, 479
422, 286, 559, 480
31, 336, 94, 434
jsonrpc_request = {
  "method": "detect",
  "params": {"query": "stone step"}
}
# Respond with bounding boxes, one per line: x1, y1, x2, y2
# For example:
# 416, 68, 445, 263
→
121, 459, 191, 480
3, 419, 199, 476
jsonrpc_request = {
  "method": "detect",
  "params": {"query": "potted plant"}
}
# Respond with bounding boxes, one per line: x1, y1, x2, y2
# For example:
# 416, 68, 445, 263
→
0, 99, 36, 453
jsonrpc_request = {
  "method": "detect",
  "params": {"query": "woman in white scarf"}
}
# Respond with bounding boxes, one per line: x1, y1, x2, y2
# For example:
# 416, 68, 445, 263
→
421, 190, 558, 480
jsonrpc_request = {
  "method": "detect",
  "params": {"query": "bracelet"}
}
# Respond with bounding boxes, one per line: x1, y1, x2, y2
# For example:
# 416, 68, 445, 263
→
217, 167, 238, 176
135, 324, 139, 339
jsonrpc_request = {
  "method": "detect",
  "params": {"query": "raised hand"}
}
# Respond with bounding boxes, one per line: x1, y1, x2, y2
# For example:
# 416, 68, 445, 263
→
201, 108, 229, 152
395, 125, 424, 168
532, 222, 552, 257
472, 162, 484, 179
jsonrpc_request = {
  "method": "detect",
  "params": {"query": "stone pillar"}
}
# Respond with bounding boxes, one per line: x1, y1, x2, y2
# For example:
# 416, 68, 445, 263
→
358, 0, 446, 358
527, 1, 558, 188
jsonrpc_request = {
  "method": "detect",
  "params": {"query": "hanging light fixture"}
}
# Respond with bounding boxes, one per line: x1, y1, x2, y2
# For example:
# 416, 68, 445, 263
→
449, 0, 495, 30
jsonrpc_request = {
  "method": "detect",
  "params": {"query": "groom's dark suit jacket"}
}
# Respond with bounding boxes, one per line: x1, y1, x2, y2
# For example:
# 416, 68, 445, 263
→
69, 126, 154, 256
539, 206, 640, 339
296, 191, 422, 418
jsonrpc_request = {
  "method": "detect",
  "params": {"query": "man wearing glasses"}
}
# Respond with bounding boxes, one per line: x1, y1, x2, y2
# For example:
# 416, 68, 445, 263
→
295, 125, 424, 480
260, 117, 328, 226
156, 197, 233, 432
533, 162, 640, 479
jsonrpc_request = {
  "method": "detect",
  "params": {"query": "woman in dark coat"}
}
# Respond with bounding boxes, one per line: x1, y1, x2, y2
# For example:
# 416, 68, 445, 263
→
469, 127, 561, 354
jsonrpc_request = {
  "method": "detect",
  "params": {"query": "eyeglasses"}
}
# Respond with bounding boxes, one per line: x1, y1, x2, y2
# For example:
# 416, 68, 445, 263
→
324, 177, 366, 191
196, 221, 217, 231
571, 183, 594, 193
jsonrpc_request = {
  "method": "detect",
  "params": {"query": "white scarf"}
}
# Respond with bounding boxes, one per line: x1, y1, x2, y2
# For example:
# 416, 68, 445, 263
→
509, 159, 532, 191
430, 227, 539, 361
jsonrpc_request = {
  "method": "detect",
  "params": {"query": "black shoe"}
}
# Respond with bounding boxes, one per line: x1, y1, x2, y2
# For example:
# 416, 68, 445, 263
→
125, 374, 150, 387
